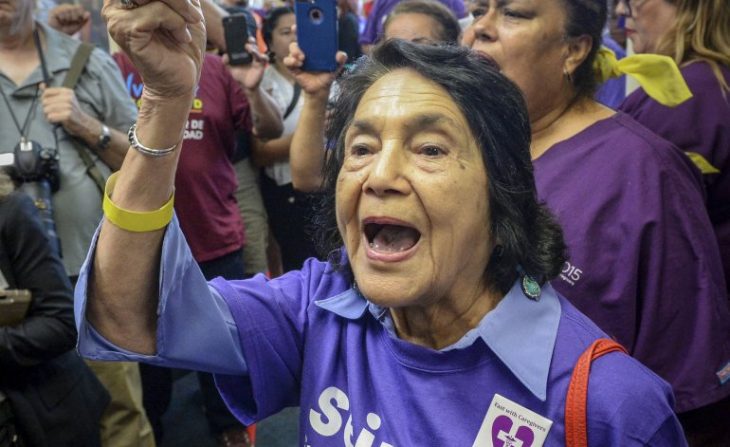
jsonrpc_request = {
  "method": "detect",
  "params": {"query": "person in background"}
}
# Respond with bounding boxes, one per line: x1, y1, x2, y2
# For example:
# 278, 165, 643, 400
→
288, 0, 462, 194
338, 0, 363, 62
359, 0, 466, 51
201, 0, 271, 278
0, 171, 109, 446
465, 0, 730, 441
382, 0, 461, 44
1, 0, 133, 283
2, 2, 155, 446
617, 0, 730, 304
74, 0, 687, 439
218, 0, 267, 53
46, 3, 90, 37
252, 6, 321, 273
615, 1, 730, 442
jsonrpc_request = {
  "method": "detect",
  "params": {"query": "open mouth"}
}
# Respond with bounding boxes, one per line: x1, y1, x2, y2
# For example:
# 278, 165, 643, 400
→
363, 220, 421, 254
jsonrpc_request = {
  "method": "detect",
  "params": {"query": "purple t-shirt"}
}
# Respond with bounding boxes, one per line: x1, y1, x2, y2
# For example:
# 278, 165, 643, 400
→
359, 0, 466, 45
74, 217, 686, 445
211, 263, 683, 445
533, 112, 730, 413
620, 61, 730, 293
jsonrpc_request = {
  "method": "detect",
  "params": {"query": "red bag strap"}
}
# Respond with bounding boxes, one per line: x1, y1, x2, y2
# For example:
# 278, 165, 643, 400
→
565, 338, 627, 447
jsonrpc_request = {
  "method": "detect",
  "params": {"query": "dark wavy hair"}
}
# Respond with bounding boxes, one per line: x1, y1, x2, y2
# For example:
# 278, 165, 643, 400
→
383, 0, 461, 44
562, 0, 607, 98
313, 40, 566, 294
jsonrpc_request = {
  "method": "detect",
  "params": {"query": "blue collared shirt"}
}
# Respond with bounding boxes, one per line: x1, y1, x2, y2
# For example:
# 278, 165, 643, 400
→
75, 217, 685, 446
76, 216, 558, 400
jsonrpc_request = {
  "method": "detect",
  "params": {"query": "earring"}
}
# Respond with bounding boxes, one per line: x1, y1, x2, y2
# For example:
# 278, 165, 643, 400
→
517, 265, 541, 301
521, 275, 541, 301
563, 67, 573, 84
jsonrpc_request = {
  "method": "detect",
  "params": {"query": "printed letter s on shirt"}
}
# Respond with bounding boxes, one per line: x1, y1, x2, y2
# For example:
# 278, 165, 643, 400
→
310, 386, 351, 436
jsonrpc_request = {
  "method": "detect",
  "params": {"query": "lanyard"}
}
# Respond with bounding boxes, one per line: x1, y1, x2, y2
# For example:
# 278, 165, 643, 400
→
0, 85, 39, 142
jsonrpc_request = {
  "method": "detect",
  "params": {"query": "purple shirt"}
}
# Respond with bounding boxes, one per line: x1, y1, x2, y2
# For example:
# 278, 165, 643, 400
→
533, 112, 730, 413
75, 217, 686, 446
620, 61, 730, 294
359, 0, 466, 45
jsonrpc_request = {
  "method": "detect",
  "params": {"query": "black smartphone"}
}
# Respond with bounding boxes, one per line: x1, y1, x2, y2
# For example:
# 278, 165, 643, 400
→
223, 14, 253, 66
295, 0, 338, 72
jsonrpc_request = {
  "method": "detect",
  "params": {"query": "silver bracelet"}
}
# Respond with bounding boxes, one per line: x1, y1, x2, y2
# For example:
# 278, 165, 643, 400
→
128, 123, 178, 157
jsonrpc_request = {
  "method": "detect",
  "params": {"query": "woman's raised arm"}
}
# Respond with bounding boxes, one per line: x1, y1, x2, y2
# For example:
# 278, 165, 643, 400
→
86, 0, 205, 354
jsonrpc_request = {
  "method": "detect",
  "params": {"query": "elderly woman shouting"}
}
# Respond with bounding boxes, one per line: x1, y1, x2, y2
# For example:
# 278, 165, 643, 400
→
465, 0, 730, 441
76, 0, 686, 445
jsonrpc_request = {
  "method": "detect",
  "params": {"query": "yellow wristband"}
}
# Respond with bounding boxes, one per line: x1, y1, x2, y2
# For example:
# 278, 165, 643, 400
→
102, 172, 174, 232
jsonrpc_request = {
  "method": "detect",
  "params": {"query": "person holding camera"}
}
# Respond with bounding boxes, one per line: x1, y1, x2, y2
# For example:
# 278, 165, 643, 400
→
0, 0, 136, 279
1, 2, 157, 446
0, 171, 109, 447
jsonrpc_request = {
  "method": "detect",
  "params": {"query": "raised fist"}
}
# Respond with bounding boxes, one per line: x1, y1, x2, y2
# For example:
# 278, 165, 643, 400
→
102, 0, 206, 100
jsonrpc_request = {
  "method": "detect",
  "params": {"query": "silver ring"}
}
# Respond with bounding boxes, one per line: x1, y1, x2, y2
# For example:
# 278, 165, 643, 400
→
120, 0, 139, 9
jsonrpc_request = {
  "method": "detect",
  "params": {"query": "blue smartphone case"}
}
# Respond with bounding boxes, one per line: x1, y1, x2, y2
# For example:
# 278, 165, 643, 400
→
295, 0, 338, 72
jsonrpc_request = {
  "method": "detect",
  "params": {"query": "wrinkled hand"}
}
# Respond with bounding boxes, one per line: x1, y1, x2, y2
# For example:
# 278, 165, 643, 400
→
283, 41, 347, 97
41, 86, 91, 136
48, 4, 91, 36
223, 40, 268, 93
103, 0, 206, 100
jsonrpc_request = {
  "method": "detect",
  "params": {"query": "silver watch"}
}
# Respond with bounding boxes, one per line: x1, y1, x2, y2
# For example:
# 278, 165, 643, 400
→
97, 124, 111, 150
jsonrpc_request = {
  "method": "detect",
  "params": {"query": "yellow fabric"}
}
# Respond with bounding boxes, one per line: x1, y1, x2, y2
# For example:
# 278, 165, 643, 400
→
594, 47, 693, 107
686, 151, 721, 174
102, 172, 174, 232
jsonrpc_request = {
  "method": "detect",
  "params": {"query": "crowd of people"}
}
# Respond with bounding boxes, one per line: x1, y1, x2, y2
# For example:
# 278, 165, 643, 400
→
1, 0, 728, 446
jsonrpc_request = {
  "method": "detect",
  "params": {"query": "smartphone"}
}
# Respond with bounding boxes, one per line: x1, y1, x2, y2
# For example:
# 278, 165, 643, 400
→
223, 14, 253, 66
295, 0, 338, 72
0, 289, 31, 327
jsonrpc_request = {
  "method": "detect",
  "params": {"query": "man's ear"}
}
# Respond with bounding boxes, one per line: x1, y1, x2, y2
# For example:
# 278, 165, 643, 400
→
564, 34, 593, 78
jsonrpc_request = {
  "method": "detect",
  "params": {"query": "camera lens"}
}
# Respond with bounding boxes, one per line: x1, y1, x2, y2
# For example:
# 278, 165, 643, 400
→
309, 8, 324, 25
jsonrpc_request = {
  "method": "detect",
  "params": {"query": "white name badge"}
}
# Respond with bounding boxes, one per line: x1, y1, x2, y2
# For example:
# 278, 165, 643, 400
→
471, 394, 553, 447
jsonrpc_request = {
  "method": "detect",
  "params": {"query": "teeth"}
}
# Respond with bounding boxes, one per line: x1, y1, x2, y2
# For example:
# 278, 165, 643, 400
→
368, 241, 408, 251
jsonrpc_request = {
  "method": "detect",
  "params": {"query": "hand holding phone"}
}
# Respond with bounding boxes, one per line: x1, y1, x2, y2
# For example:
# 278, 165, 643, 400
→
295, 0, 338, 72
223, 14, 253, 66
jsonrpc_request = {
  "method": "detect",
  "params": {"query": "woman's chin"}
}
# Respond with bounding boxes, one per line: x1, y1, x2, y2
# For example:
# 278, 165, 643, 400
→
354, 273, 426, 308
628, 36, 648, 54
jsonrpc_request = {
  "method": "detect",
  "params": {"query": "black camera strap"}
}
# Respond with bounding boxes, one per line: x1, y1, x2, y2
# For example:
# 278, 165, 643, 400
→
0, 84, 39, 143
32, 24, 57, 154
